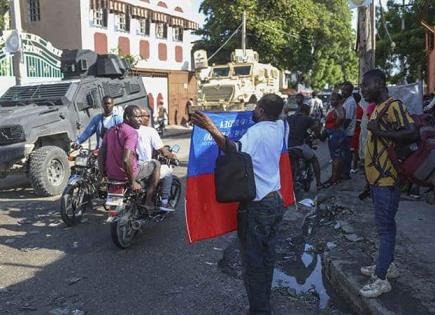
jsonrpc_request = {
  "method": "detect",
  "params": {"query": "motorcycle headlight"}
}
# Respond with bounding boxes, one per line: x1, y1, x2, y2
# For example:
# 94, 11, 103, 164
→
75, 156, 89, 167
0, 125, 25, 145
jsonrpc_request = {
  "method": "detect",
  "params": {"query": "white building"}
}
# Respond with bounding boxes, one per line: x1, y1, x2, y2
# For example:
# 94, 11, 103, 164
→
18, 0, 199, 124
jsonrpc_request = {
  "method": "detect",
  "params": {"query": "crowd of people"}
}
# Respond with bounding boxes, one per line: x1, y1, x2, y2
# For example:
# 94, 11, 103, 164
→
71, 68, 428, 314
192, 68, 425, 313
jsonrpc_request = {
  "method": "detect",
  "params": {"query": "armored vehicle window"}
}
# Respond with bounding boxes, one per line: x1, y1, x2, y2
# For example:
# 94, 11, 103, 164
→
124, 82, 141, 95
103, 82, 124, 98
212, 67, 229, 77
87, 88, 101, 108
234, 66, 251, 76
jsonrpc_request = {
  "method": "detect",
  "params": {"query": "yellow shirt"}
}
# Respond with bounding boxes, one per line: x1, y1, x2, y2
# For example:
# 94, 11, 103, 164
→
364, 98, 414, 186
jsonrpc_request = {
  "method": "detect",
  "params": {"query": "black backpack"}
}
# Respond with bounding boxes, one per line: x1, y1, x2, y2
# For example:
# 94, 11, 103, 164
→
214, 141, 256, 203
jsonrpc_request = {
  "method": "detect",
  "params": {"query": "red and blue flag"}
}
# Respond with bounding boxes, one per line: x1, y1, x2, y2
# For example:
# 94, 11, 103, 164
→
185, 111, 294, 243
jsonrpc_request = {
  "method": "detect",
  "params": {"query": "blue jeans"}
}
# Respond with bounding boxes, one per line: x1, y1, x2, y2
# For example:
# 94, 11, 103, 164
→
343, 136, 353, 177
370, 184, 401, 280
237, 192, 285, 315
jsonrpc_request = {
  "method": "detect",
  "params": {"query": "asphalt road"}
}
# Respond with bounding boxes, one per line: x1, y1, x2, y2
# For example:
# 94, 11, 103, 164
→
0, 133, 334, 315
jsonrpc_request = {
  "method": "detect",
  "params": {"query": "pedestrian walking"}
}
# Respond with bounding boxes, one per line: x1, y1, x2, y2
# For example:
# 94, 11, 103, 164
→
341, 81, 357, 179
323, 92, 346, 186
359, 69, 418, 298
308, 91, 324, 121
191, 94, 288, 315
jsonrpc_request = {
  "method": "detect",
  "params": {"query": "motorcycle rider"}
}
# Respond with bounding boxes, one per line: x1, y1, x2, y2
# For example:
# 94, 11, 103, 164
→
98, 105, 158, 212
73, 96, 123, 149
137, 107, 178, 212
287, 102, 322, 190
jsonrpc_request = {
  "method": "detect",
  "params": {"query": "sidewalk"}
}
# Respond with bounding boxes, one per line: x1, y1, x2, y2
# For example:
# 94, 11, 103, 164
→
317, 173, 435, 315
163, 125, 192, 138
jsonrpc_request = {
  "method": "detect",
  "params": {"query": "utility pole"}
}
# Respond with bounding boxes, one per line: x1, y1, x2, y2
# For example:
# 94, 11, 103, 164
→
10, 0, 24, 85
242, 10, 246, 57
357, 1, 376, 81
400, 0, 406, 81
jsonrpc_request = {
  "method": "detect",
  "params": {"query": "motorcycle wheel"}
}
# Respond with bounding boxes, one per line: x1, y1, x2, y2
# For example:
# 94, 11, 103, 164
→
60, 185, 91, 226
110, 207, 138, 249
168, 177, 182, 209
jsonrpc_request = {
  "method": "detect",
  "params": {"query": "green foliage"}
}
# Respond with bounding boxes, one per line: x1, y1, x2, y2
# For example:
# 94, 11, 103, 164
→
194, 0, 358, 90
0, 0, 10, 32
376, 0, 435, 84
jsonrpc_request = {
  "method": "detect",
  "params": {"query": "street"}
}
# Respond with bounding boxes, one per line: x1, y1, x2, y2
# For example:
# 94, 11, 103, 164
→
0, 130, 341, 315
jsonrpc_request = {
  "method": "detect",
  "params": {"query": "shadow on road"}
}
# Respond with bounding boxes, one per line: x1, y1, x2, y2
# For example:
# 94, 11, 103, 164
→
0, 174, 248, 314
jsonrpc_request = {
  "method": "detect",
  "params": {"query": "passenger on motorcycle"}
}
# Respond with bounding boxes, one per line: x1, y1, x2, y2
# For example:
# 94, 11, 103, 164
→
72, 96, 123, 149
287, 99, 322, 190
98, 105, 157, 212
137, 107, 178, 212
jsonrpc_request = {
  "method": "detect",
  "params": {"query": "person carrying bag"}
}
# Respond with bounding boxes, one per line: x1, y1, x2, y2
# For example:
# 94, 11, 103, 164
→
191, 94, 288, 315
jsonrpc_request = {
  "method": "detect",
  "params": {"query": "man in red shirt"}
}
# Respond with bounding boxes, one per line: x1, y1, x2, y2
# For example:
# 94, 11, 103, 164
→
99, 105, 157, 210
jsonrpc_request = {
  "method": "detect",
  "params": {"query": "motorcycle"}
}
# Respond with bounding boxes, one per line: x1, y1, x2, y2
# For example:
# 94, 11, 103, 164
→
60, 146, 105, 226
106, 145, 182, 249
288, 133, 317, 194
154, 117, 166, 136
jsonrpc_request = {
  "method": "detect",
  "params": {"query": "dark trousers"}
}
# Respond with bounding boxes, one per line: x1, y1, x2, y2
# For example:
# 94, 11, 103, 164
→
343, 136, 353, 178
370, 184, 401, 280
237, 192, 285, 315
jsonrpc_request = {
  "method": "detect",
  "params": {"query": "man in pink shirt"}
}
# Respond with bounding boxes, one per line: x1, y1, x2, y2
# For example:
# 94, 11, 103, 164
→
99, 105, 156, 210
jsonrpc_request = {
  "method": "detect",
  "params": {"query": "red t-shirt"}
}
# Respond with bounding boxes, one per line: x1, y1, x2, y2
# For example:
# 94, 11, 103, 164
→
103, 123, 138, 181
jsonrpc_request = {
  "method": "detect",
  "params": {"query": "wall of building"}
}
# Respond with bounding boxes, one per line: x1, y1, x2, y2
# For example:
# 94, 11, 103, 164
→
19, 0, 82, 49
80, 0, 195, 72
428, 44, 435, 93
140, 75, 168, 119
167, 70, 196, 125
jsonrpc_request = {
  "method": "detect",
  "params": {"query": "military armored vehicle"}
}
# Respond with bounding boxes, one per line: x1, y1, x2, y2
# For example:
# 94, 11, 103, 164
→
0, 49, 148, 196
193, 49, 287, 112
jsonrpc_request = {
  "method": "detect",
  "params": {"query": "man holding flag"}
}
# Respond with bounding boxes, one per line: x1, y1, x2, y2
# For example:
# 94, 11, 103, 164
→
191, 94, 289, 315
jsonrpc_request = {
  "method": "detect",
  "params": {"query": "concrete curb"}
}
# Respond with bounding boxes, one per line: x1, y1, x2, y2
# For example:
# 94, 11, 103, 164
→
318, 177, 435, 315
323, 253, 396, 315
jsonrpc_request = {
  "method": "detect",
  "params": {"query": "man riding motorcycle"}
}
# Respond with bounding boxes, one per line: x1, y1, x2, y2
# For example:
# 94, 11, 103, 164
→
98, 105, 158, 213
73, 96, 123, 149
287, 102, 322, 190
137, 107, 178, 212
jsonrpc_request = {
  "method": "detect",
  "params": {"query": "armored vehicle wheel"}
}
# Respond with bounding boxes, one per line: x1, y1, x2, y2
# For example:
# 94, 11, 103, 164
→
29, 146, 70, 196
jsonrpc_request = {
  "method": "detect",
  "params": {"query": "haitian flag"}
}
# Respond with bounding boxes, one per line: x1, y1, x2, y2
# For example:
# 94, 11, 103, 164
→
185, 111, 294, 243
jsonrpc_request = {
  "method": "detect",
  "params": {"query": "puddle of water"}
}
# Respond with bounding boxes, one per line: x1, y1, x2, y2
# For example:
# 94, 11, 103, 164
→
273, 244, 330, 309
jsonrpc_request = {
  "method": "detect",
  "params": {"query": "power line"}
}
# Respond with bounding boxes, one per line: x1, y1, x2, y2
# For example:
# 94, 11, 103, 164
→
207, 22, 243, 62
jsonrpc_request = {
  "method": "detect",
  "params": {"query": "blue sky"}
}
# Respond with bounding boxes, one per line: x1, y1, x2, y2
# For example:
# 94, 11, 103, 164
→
191, 0, 390, 29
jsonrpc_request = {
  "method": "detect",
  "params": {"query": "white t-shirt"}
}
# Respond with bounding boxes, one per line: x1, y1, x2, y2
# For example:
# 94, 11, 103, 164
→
308, 97, 323, 118
239, 120, 288, 201
102, 115, 113, 129
137, 126, 164, 162
343, 95, 356, 136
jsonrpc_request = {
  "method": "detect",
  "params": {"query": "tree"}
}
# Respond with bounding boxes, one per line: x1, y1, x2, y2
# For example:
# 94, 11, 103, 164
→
194, 0, 357, 90
0, 0, 10, 33
376, 0, 435, 83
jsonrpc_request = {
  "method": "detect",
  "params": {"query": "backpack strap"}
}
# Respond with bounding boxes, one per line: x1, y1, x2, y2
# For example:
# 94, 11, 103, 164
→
370, 98, 401, 184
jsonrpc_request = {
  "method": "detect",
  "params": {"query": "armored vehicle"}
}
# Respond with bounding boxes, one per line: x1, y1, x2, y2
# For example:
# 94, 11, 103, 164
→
0, 49, 148, 196
193, 49, 287, 112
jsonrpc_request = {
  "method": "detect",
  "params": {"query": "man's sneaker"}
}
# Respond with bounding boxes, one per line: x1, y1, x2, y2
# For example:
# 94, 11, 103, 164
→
350, 168, 359, 174
159, 203, 175, 212
359, 276, 391, 298
360, 263, 400, 279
